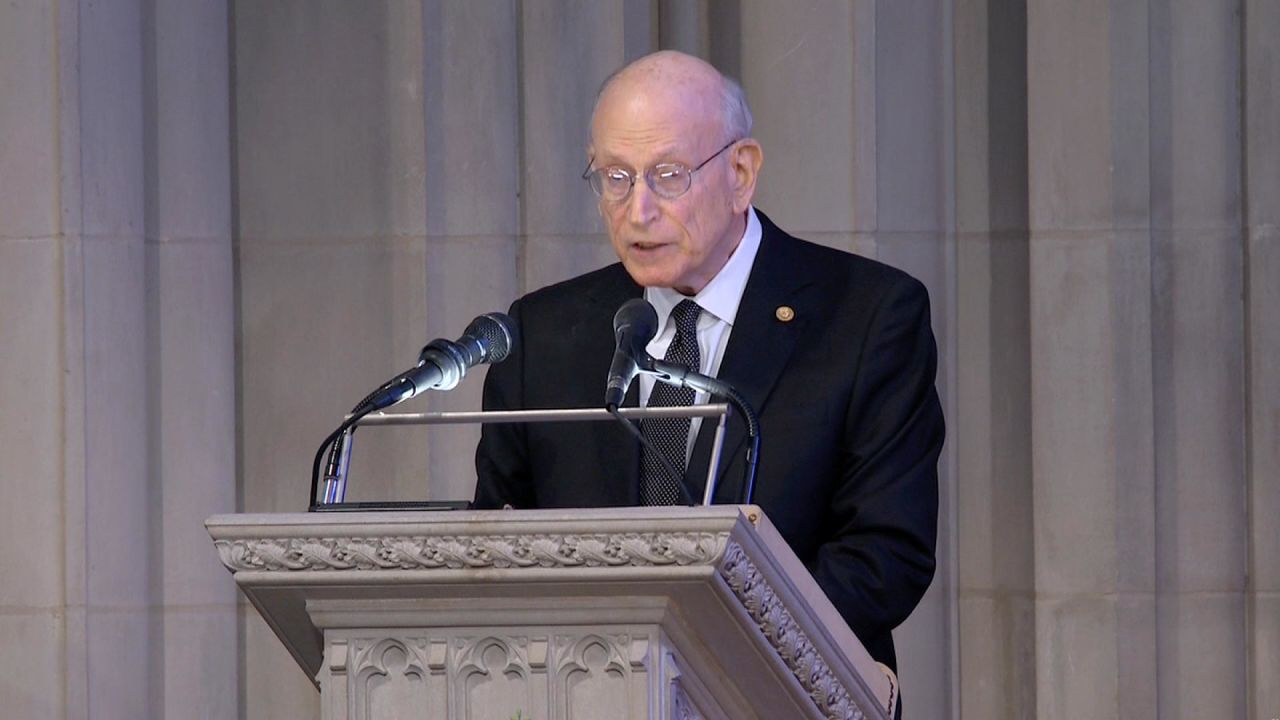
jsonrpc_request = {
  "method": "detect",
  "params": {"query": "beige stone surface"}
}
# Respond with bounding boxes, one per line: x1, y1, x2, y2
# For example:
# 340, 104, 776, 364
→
81, 239, 151, 608
867, 1, 950, 235
955, 233, 1034, 720
243, 607, 321, 718
1028, 0, 1147, 230
233, 1, 426, 240
0, 1, 58, 238
521, 232, 620, 294
736, 0, 856, 234
151, 2, 232, 239
1246, 0, 1279, 227
956, 236, 1033, 590
153, 240, 238, 602
1247, 230, 1280, 720
1152, 232, 1247, 592
0, 613, 65, 719
1156, 593, 1248, 719
238, 239, 430, 511
1250, 592, 1280, 720
159, 608, 241, 719
422, 1, 518, 238
84, 608, 155, 717
1148, 0, 1241, 229
1246, 234, 1279, 592
78, 0, 146, 238
0, 240, 64, 608
1030, 235, 1156, 595
1035, 595, 1157, 720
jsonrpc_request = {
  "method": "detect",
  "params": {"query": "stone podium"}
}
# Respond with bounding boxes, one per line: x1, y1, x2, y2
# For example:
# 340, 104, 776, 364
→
208, 506, 896, 719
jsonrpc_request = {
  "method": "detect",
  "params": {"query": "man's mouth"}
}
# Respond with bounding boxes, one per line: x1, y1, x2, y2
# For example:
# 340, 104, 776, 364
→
631, 240, 669, 251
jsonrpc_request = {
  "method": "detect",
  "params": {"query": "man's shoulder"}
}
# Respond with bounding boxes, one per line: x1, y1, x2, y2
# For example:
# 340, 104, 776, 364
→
514, 262, 637, 313
758, 212, 928, 298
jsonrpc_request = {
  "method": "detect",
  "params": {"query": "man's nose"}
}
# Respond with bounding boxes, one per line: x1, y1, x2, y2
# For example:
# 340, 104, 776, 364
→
626, 179, 659, 226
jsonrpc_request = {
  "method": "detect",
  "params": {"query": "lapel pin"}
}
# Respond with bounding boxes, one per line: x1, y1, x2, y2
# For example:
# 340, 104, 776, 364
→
775, 305, 795, 322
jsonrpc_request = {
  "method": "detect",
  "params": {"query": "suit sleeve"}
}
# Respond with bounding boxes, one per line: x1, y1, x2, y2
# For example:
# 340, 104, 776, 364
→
811, 276, 944, 650
473, 298, 535, 509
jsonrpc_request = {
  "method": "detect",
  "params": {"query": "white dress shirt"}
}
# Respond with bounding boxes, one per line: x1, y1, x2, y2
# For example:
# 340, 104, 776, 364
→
641, 207, 763, 462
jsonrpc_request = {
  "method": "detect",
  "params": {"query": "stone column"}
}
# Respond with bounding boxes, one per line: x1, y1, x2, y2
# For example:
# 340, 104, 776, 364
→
1027, 0, 1248, 717
0, 0, 237, 716
953, 0, 1036, 716
0, 0, 81, 715
149, 1, 239, 717
1148, 4, 1248, 717
1027, 1, 1154, 715
1245, 0, 1280, 717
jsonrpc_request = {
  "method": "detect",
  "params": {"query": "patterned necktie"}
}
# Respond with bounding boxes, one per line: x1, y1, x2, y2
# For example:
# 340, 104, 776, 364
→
640, 299, 702, 505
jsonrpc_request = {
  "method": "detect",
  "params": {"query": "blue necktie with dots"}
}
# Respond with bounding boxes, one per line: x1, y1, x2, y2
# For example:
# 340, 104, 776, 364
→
640, 299, 702, 505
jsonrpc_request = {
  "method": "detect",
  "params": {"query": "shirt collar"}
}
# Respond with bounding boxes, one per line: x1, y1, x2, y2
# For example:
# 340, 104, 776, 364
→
646, 206, 763, 328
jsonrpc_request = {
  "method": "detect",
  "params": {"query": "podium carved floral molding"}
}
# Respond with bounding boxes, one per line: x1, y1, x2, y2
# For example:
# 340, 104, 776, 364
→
214, 531, 728, 571
718, 541, 865, 720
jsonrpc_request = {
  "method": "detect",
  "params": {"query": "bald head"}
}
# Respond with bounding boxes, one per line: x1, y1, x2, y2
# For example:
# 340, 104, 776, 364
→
584, 50, 764, 295
591, 51, 753, 145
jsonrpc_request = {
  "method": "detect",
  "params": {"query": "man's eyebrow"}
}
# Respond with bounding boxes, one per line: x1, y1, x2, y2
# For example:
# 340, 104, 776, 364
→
595, 147, 689, 168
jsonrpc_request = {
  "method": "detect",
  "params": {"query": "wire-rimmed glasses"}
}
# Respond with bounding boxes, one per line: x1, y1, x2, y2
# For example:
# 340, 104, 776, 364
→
582, 139, 740, 203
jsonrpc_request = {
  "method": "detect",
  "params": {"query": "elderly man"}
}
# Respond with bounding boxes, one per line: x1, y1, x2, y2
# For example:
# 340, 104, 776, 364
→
474, 51, 943, 678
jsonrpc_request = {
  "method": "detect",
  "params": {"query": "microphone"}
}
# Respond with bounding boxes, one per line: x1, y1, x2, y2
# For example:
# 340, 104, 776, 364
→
364, 313, 517, 411
605, 298, 660, 410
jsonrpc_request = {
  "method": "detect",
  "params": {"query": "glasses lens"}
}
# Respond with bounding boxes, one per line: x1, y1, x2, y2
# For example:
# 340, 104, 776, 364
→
648, 164, 691, 199
590, 168, 634, 201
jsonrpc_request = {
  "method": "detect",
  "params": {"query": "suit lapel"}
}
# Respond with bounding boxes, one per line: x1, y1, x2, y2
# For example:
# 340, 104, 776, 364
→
686, 214, 812, 502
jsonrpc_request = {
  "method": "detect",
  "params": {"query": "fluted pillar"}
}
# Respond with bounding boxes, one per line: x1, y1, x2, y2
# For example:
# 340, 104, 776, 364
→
1027, 1, 1248, 717
953, 0, 1035, 716
0, 0, 236, 717
1245, 1, 1280, 717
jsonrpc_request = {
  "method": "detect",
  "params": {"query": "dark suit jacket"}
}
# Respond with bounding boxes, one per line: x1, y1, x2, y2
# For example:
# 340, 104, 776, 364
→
474, 210, 943, 670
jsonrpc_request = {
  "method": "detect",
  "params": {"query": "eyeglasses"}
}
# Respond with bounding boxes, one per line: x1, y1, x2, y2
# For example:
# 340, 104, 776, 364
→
582, 139, 740, 203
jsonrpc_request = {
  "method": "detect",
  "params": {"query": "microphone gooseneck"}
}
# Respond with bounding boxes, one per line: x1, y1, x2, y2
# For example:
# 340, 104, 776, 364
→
645, 357, 761, 504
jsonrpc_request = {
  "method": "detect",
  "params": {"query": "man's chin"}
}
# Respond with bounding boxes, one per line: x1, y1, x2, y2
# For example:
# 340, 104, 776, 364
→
620, 261, 680, 290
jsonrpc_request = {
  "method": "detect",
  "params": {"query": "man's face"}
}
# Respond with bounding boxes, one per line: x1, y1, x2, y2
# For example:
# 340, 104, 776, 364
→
589, 82, 744, 295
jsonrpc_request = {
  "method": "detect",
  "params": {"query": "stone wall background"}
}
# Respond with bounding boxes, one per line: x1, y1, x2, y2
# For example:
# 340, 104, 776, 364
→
1, 1, 1274, 718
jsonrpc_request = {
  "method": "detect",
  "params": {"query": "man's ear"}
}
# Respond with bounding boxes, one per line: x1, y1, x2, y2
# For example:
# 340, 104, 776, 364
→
728, 139, 763, 213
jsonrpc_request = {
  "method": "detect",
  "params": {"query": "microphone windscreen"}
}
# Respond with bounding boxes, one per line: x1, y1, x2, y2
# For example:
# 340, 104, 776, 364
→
613, 298, 659, 355
465, 312, 517, 364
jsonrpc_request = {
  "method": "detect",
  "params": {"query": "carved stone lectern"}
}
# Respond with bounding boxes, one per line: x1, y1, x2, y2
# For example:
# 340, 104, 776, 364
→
208, 506, 896, 719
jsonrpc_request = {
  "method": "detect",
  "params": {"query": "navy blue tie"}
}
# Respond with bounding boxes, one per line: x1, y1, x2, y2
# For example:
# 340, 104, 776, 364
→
640, 299, 702, 505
